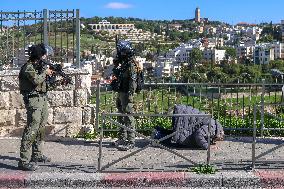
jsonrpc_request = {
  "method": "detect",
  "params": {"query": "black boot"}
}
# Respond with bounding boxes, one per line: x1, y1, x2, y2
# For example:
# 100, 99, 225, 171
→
111, 139, 126, 147
31, 155, 51, 163
117, 142, 134, 151
18, 162, 36, 171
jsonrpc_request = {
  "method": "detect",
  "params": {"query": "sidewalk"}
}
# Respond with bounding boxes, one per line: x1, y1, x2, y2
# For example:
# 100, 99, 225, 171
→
0, 137, 284, 188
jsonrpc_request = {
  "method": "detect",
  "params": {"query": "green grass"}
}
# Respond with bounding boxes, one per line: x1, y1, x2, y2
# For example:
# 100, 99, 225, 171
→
89, 88, 284, 137
92, 89, 283, 114
190, 164, 217, 174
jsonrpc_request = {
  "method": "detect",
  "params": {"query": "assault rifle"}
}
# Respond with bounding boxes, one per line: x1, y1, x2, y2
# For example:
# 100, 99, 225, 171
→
40, 60, 73, 86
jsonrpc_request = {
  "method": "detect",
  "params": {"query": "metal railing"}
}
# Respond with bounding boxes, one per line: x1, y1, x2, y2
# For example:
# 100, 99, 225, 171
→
92, 81, 284, 135
92, 79, 284, 171
98, 112, 212, 172
0, 9, 80, 68
252, 103, 284, 169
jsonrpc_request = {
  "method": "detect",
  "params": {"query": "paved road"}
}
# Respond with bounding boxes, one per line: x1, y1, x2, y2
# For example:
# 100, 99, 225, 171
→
0, 137, 284, 188
0, 137, 283, 173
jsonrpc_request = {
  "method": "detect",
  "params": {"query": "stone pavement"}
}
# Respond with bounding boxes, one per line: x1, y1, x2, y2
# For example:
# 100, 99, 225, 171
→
0, 137, 284, 188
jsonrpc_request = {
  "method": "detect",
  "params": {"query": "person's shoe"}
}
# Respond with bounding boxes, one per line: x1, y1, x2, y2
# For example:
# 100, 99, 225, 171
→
117, 143, 134, 151
111, 139, 126, 147
18, 162, 36, 171
31, 155, 51, 163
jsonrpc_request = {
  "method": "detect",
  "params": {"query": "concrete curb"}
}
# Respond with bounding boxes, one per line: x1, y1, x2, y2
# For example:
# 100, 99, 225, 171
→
0, 171, 283, 188
255, 170, 284, 188
0, 172, 26, 188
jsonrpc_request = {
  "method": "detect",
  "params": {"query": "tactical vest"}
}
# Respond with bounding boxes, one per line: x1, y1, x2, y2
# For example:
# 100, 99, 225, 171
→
119, 60, 137, 93
18, 62, 47, 95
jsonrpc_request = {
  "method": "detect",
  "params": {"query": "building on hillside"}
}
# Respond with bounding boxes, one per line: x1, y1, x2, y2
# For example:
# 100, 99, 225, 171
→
88, 20, 135, 34
254, 46, 274, 64
270, 42, 284, 59
154, 57, 181, 78
135, 56, 146, 69
168, 23, 183, 30
203, 49, 226, 64
175, 48, 192, 63
194, 26, 204, 33
201, 37, 223, 48
124, 28, 157, 43
236, 44, 254, 60
242, 27, 262, 41
205, 26, 217, 35
159, 65, 181, 77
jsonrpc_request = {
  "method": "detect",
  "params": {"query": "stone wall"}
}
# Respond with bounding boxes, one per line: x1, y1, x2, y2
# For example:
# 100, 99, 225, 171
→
0, 69, 95, 138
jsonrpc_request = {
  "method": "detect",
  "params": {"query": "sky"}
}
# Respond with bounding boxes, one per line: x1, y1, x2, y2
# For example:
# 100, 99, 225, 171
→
0, 0, 283, 24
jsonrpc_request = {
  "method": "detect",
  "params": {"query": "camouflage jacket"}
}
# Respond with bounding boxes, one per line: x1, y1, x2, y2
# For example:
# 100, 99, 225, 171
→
18, 61, 48, 95
119, 59, 137, 95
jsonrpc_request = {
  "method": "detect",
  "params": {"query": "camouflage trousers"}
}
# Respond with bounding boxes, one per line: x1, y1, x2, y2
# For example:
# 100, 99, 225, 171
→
116, 92, 135, 144
20, 95, 48, 164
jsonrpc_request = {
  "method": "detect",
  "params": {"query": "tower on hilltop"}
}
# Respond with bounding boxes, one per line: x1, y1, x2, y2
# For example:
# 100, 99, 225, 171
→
282, 20, 284, 42
195, 7, 200, 23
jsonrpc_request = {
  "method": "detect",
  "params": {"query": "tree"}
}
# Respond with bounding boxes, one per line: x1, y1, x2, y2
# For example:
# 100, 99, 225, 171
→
270, 60, 284, 71
257, 34, 273, 43
188, 48, 203, 69
207, 67, 228, 82
224, 47, 236, 61
180, 32, 190, 42
168, 30, 180, 41
153, 25, 161, 35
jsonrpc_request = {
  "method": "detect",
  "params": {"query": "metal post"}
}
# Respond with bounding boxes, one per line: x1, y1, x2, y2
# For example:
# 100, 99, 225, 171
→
207, 115, 211, 165
260, 79, 265, 137
98, 113, 105, 172
75, 9, 80, 68
252, 105, 257, 170
95, 80, 100, 131
43, 9, 48, 45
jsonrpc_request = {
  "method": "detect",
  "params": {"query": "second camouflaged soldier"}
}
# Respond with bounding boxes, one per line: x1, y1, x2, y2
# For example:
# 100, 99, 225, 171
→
18, 44, 53, 171
112, 40, 138, 151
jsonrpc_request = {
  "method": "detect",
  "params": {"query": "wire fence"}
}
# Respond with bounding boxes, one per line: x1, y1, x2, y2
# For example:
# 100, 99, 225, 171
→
92, 80, 284, 137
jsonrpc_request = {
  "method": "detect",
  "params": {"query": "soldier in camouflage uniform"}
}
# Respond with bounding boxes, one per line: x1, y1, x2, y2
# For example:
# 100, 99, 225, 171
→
112, 40, 138, 151
18, 44, 53, 171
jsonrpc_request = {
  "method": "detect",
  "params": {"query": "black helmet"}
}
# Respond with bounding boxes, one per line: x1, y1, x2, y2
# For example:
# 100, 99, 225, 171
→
27, 43, 54, 61
116, 40, 135, 58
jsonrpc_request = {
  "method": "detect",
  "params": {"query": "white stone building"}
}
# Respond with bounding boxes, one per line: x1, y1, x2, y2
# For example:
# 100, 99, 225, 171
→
154, 64, 181, 78
270, 42, 284, 59
203, 49, 226, 64
166, 42, 203, 63
88, 20, 135, 34
154, 57, 181, 78
240, 27, 262, 41
124, 29, 157, 43
203, 38, 224, 48
254, 45, 275, 64
166, 44, 192, 62
236, 44, 255, 60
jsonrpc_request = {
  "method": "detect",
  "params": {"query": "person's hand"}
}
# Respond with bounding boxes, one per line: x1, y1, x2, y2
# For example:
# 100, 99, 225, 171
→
60, 79, 69, 86
46, 67, 54, 76
128, 95, 134, 103
112, 75, 117, 80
